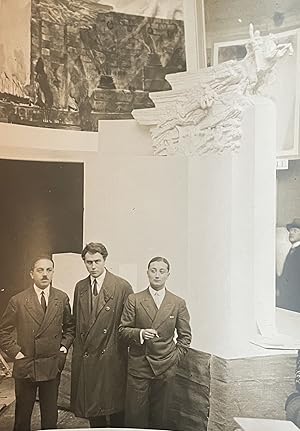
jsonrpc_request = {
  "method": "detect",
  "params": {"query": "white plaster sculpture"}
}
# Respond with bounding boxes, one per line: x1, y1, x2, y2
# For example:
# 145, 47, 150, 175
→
103, 0, 183, 20
132, 24, 293, 156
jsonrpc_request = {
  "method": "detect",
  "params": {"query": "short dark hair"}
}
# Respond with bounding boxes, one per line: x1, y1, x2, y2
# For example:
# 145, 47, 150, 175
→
31, 255, 54, 271
147, 256, 170, 272
81, 242, 108, 260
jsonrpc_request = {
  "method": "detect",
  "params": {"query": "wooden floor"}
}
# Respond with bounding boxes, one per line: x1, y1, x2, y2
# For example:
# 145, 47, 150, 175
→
0, 401, 89, 430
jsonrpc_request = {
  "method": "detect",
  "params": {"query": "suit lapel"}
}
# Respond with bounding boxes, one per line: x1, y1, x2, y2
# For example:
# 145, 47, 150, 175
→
79, 277, 91, 325
153, 290, 175, 329
95, 270, 115, 317
36, 287, 59, 336
85, 271, 115, 342
141, 289, 157, 323
24, 288, 44, 326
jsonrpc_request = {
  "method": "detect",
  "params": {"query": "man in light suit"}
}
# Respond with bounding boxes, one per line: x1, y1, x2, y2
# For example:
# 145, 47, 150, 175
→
277, 218, 300, 313
0, 256, 75, 431
71, 242, 133, 428
119, 256, 192, 429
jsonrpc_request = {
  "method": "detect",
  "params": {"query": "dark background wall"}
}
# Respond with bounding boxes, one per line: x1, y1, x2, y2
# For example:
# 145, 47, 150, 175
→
0, 159, 84, 316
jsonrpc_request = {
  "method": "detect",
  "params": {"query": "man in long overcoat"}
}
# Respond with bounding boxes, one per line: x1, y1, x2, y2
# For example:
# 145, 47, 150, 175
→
71, 242, 133, 428
0, 256, 75, 431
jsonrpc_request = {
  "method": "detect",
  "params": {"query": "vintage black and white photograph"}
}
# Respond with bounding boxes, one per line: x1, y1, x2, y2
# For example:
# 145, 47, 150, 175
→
3, 1, 300, 431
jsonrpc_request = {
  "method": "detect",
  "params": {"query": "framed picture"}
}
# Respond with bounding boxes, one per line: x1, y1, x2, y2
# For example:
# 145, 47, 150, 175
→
213, 30, 300, 158
276, 159, 300, 338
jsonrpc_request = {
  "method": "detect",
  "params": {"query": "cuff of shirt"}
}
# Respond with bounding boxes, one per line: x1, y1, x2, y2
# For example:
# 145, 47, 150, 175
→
140, 329, 145, 344
6, 345, 22, 360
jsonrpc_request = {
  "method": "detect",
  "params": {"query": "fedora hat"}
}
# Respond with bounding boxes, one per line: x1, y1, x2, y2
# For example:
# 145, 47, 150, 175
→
286, 218, 300, 231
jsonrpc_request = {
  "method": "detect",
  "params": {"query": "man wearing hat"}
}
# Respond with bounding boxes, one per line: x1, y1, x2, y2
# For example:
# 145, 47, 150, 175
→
277, 218, 300, 313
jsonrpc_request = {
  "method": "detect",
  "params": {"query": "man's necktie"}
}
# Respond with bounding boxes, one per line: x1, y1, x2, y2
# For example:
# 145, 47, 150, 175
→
153, 292, 161, 308
93, 279, 98, 296
41, 291, 47, 313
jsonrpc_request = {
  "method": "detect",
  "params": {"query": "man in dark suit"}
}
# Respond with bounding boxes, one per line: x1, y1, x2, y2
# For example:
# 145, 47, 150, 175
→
119, 256, 192, 429
70, 242, 133, 428
0, 256, 75, 431
277, 218, 300, 313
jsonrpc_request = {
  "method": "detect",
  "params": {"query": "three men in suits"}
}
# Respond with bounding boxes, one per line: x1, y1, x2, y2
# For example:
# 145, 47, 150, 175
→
0, 256, 75, 431
277, 218, 300, 313
70, 242, 133, 428
119, 256, 192, 429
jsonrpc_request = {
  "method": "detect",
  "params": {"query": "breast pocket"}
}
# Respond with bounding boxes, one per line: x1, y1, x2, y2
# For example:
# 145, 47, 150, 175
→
158, 314, 177, 338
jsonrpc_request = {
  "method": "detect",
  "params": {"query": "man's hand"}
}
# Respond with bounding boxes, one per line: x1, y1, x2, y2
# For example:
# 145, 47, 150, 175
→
141, 328, 159, 341
15, 352, 25, 360
59, 346, 67, 354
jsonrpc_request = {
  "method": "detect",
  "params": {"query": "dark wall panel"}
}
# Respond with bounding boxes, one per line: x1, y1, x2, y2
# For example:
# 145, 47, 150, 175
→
0, 159, 84, 316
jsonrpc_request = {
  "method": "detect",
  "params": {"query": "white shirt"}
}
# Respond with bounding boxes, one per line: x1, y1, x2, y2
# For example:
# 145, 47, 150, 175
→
34, 284, 50, 306
90, 269, 106, 295
149, 285, 166, 309
140, 286, 166, 344
291, 241, 300, 249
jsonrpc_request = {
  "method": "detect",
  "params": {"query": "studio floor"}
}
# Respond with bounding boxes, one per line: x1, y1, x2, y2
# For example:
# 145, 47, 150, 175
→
0, 377, 89, 430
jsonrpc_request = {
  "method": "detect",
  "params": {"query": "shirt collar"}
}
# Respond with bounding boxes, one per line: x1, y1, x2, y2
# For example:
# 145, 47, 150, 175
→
34, 284, 50, 298
291, 241, 300, 249
90, 268, 106, 286
149, 285, 166, 297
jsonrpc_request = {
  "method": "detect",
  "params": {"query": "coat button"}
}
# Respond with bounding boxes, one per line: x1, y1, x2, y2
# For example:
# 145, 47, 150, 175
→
103, 329, 107, 334
105, 306, 110, 311
101, 349, 105, 354
84, 352, 89, 357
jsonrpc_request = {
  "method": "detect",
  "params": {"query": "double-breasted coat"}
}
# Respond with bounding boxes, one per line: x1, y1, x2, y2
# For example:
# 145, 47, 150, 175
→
70, 270, 133, 418
119, 288, 192, 378
0, 286, 75, 381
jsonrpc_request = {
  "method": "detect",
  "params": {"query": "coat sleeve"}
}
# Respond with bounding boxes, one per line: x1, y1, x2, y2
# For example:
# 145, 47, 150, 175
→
72, 283, 79, 326
175, 299, 192, 358
61, 294, 75, 350
121, 281, 134, 309
0, 297, 22, 359
118, 294, 141, 345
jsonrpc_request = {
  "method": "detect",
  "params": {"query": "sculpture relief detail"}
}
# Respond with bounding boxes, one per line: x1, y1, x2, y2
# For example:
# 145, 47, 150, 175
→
133, 25, 293, 156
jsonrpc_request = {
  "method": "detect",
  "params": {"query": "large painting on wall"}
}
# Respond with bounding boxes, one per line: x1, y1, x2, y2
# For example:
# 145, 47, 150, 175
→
276, 160, 300, 314
213, 30, 300, 158
0, 0, 185, 131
